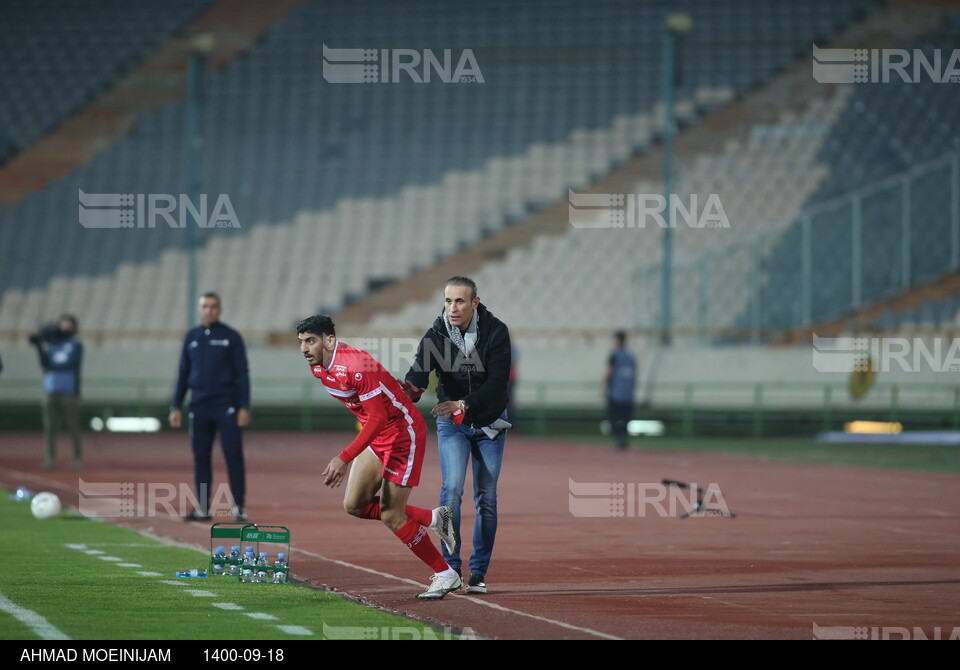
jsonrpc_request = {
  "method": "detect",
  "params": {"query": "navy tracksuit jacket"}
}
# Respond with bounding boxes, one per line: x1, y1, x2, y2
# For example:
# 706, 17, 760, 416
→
171, 321, 250, 511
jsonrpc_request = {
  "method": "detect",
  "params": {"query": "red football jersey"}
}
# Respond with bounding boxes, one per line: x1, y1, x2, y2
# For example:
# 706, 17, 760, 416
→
310, 342, 421, 444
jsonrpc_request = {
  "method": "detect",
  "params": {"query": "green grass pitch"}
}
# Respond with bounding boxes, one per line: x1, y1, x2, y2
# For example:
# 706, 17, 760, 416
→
0, 492, 461, 641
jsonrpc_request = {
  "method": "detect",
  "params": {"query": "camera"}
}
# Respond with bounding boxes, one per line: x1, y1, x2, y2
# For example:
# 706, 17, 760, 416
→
28, 323, 70, 346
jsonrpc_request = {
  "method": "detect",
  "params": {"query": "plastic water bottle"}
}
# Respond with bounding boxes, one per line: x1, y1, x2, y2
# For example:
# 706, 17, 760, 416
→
211, 546, 226, 575
176, 569, 208, 578
9, 487, 34, 502
228, 564, 239, 577
256, 570, 269, 583
242, 569, 254, 583
272, 552, 288, 583
229, 545, 241, 562
257, 552, 268, 567
243, 548, 256, 565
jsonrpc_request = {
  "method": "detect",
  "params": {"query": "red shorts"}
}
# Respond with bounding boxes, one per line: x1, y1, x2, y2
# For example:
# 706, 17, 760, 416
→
367, 413, 426, 487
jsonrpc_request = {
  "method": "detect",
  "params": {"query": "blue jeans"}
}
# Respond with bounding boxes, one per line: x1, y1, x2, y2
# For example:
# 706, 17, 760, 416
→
435, 415, 507, 577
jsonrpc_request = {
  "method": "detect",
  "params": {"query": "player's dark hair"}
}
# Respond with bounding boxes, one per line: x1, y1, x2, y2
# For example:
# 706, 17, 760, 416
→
445, 276, 477, 299
614, 330, 626, 346
200, 291, 221, 304
296, 315, 336, 337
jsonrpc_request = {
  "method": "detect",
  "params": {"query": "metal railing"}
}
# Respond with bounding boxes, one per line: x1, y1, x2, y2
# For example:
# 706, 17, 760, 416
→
630, 152, 960, 339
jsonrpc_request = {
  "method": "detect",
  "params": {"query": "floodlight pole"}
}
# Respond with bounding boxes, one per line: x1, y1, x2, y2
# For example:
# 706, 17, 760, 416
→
185, 35, 212, 328
659, 14, 691, 347
660, 27, 675, 346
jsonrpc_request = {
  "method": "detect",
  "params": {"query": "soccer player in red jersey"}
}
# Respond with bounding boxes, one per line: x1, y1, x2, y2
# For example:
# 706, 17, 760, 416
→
296, 315, 461, 599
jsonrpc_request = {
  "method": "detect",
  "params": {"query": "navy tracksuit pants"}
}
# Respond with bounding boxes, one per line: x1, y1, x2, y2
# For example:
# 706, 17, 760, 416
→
189, 404, 245, 511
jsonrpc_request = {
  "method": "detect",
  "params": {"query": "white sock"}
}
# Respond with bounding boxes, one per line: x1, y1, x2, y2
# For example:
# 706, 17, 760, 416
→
429, 509, 439, 529
436, 567, 458, 578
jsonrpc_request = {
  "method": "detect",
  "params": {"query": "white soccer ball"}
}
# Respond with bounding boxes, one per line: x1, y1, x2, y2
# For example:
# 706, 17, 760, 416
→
31, 492, 61, 520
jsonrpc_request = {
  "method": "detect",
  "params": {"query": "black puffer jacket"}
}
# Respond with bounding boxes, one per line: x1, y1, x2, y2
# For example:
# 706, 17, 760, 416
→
405, 303, 511, 428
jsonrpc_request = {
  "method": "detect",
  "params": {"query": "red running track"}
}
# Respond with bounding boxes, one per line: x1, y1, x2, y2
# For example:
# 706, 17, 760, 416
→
2, 431, 959, 640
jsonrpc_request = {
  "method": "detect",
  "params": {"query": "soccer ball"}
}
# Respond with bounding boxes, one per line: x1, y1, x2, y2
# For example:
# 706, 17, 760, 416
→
31, 492, 61, 520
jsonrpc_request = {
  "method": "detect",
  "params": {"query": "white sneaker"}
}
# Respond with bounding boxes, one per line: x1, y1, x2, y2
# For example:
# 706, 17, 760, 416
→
430, 505, 457, 554
416, 572, 463, 600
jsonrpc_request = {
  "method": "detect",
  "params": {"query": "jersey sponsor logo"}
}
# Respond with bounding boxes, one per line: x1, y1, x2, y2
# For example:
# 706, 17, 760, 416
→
355, 373, 362, 381
334, 364, 348, 378
209, 339, 230, 346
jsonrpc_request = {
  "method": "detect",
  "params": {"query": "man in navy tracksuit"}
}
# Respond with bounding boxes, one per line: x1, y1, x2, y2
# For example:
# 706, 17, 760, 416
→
169, 292, 251, 522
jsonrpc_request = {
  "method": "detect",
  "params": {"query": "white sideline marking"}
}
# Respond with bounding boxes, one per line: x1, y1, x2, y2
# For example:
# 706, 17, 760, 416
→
0, 592, 70, 640
294, 548, 621, 640
97, 556, 122, 562
245, 613, 278, 620
185, 590, 215, 597
136, 571, 162, 577
65, 543, 87, 551
277, 625, 312, 636
117, 563, 142, 568
212, 603, 244, 611
160, 580, 189, 586
84, 549, 105, 555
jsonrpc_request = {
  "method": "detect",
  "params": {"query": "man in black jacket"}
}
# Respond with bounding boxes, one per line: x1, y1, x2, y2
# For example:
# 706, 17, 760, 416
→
401, 276, 511, 595
169, 292, 251, 522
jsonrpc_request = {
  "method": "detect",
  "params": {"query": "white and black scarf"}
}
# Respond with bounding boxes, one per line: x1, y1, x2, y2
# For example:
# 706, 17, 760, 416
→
442, 306, 478, 357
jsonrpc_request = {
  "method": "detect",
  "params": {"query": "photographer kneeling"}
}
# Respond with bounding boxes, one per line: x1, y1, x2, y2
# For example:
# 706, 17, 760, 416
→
30, 315, 83, 470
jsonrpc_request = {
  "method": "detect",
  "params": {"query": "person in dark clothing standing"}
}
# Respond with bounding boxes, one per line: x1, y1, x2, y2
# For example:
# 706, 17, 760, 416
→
32, 314, 83, 470
400, 276, 512, 595
604, 330, 637, 450
170, 292, 251, 522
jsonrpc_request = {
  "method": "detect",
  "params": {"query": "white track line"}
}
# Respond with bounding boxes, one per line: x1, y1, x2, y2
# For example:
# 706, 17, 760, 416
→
294, 548, 622, 640
184, 590, 216, 597
212, 603, 244, 611
244, 613, 278, 620
277, 625, 312, 636
0, 592, 70, 640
